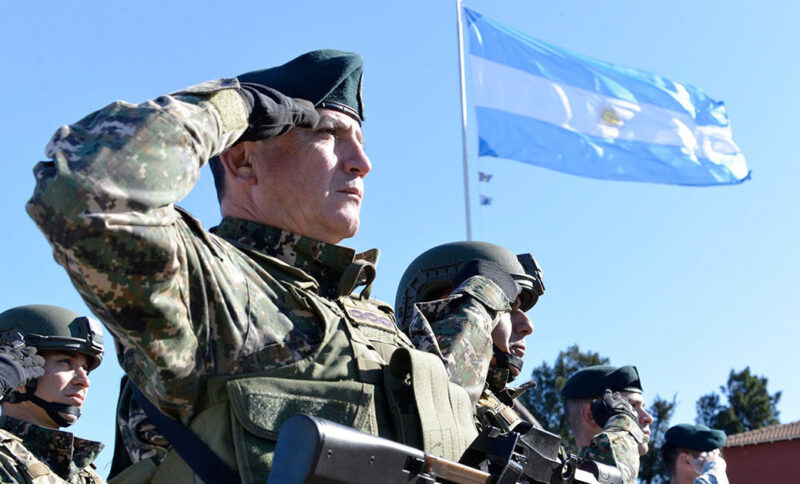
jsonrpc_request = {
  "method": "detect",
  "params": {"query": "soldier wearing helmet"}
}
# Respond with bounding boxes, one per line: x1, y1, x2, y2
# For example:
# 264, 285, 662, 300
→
395, 241, 545, 431
0, 304, 104, 483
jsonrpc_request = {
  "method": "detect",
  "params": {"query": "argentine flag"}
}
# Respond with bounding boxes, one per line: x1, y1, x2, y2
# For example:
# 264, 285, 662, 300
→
464, 7, 749, 186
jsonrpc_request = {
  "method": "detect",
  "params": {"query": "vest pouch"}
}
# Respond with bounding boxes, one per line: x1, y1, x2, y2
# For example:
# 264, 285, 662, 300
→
384, 348, 478, 462
226, 376, 378, 483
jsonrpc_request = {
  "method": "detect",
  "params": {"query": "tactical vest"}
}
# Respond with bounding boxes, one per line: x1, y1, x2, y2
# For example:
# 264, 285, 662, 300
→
129, 257, 478, 484
0, 429, 101, 484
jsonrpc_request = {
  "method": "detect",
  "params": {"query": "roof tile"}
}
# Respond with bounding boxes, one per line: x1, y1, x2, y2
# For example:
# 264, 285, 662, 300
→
725, 420, 800, 447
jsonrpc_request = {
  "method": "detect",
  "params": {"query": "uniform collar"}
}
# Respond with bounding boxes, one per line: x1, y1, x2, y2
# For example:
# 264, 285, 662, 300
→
212, 217, 379, 297
0, 415, 103, 479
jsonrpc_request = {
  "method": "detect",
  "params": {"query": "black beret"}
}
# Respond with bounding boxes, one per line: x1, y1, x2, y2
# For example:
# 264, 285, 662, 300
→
237, 49, 364, 122
665, 424, 726, 451
561, 365, 642, 399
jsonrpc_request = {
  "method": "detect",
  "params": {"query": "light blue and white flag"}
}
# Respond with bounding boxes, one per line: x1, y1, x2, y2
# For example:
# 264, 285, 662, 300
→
464, 7, 749, 186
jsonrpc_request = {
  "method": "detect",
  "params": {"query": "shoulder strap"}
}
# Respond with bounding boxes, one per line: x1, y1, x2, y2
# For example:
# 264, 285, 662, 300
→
130, 384, 239, 483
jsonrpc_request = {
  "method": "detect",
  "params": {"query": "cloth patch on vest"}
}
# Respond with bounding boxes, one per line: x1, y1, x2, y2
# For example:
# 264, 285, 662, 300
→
27, 462, 50, 478
344, 306, 396, 332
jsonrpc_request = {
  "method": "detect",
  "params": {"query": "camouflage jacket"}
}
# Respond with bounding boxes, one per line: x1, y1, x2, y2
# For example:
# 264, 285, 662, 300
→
0, 416, 103, 483
407, 280, 509, 406
578, 414, 645, 484
114, 377, 169, 466
27, 79, 509, 428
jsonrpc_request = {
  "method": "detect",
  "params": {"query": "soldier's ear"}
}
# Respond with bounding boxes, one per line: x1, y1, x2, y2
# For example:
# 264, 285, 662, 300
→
219, 143, 256, 185
581, 401, 596, 426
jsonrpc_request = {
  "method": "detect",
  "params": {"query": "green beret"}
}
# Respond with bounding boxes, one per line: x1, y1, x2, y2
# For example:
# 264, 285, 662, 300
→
237, 49, 364, 122
665, 424, 726, 451
560, 365, 642, 399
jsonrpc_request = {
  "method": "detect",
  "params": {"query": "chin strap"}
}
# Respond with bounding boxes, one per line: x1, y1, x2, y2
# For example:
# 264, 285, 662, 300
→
491, 345, 524, 379
7, 381, 81, 428
486, 345, 526, 396
26, 394, 81, 427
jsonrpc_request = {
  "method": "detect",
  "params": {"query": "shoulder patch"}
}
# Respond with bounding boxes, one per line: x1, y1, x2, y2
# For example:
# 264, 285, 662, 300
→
344, 306, 396, 332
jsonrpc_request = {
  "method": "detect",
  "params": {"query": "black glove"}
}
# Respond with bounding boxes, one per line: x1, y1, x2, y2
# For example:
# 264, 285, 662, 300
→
237, 82, 320, 142
452, 259, 521, 305
590, 389, 637, 427
0, 343, 45, 398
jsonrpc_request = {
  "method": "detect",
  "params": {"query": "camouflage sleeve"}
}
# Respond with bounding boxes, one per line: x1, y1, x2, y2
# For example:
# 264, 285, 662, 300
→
407, 275, 510, 405
579, 414, 645, 484
695, 460, 729, 484
26, 79, 248, 416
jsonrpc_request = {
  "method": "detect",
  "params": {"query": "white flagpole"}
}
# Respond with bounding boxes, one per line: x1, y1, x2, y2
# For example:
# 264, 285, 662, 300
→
456, 0, 473, 241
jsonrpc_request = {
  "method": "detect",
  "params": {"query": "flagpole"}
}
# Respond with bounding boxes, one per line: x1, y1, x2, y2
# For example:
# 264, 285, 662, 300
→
456, 0, 473, 241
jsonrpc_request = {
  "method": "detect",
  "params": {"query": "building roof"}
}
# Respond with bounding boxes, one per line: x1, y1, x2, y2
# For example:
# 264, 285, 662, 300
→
725, 420, 800, 447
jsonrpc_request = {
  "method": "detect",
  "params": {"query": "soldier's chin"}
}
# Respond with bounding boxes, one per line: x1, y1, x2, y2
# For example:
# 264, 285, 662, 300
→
638, 442, 649, 456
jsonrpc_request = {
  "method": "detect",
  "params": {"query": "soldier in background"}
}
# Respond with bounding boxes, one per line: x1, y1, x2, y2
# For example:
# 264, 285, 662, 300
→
561, 365, 654, 484
29, 50, 520, 482
661, 424, 729, 484
395, 241, 545, 431
0, 305, 104, 483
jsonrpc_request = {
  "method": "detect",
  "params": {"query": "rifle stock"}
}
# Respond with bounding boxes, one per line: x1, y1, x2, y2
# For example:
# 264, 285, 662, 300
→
269, 415, 620, 484
268, 415, 490, 483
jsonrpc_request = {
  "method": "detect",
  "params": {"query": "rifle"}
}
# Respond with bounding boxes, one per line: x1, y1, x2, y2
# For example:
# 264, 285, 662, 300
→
268, 415, 621, 484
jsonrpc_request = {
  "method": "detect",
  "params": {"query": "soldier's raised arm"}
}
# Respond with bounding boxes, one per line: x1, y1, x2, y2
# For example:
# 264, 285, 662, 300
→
27, 68, 317, 419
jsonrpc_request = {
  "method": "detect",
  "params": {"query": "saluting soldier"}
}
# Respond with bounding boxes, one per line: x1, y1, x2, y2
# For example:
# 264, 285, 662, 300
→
28, 50, 520, 482
0, 305, 105, 483
662, 424, 729, 484
395, 241, 545, 432
561, 365, 654, 484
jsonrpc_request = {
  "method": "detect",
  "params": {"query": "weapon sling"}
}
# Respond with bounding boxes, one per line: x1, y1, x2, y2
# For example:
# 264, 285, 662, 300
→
130, 384, 240, 483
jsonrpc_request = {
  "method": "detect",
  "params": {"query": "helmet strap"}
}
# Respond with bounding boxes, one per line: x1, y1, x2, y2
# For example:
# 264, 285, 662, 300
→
26, 394, 81, 428
492, 345, 524, 382
8, 381, 81, 428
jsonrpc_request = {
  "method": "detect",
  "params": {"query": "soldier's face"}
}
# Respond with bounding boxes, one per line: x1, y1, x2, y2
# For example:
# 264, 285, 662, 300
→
491, 296, 533, 376
620, 391, 654, 455
248, 109, 370, 244
33, 351, 91, 427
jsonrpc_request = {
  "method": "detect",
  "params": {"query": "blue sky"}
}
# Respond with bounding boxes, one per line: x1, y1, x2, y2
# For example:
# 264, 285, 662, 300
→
1, 0, 797, 474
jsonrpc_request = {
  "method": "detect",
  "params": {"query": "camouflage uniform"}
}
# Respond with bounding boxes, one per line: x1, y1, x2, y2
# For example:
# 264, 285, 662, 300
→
27, 80, 509, 479
407, 285, 533, 433
114, 379, 169, 466
0, 416, 102, 483
406, 279, 508, 406
578, 414, 645, 484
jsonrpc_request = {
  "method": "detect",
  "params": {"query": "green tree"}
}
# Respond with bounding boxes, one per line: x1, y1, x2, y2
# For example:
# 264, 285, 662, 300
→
518, 344, 609, 455
638, 394, 677, 484
695, 366, 781, 435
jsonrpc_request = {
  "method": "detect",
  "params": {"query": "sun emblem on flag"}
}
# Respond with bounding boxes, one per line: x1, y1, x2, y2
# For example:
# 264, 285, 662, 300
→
601, 106, 623, 127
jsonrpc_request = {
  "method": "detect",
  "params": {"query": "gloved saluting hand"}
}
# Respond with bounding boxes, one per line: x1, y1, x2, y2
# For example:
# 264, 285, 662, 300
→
237, 83, 320, 142
0, 341, 45, 398
590, 389, 637, 427
452, 259, 521, 306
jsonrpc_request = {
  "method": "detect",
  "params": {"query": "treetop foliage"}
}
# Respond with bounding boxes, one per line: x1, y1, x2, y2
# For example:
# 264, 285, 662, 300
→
695, 366, 781, 435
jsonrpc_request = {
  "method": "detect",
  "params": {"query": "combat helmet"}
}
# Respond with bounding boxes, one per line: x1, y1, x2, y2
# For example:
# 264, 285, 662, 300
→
394, 241, 545, 330
0, 305, 103, 370
0, 305, 104, 427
